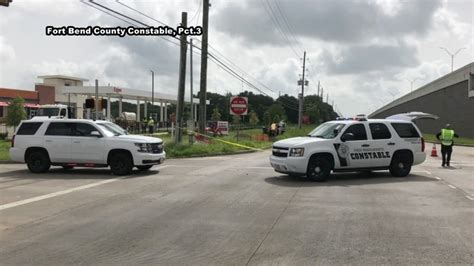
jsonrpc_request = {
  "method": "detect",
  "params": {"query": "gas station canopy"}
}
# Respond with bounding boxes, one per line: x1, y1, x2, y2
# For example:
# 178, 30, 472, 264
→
61, 86, 208, 105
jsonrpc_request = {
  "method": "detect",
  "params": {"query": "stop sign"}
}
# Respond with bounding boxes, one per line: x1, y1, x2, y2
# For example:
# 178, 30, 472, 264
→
230, 96, 248, 115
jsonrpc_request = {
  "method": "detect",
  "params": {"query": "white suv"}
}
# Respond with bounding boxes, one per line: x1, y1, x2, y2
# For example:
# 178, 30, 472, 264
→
10, 119, 166, 175
270, 113, 437, 181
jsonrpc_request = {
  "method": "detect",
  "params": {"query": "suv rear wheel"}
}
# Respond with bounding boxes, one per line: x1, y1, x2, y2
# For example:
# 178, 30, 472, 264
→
390, 152, 412, 177
307, 157, 331, 182
109, 152, 134, 176
26, 150, 51, 173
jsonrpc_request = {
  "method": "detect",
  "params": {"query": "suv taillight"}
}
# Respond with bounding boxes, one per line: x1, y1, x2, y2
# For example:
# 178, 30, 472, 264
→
11, 135, 15, 148
421, 137, 425, 152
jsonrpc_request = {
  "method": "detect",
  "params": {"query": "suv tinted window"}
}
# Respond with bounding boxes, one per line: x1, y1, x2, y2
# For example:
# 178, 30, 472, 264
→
343, 124, 367, 141
17, 122, 43, 135
45, 122, 74, 136
369, 123, 391, 139
391, 123, 420, 138
74, 123, 99, 137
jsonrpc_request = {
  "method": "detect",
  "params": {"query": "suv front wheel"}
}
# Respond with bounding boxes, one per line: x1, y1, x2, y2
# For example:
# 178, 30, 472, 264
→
109, 152, 134, 176
389, 152, 412, 177
307, 157, 331, 182
26, 150, 51, 173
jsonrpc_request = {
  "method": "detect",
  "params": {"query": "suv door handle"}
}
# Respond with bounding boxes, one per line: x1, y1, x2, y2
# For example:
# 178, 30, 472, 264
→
45, 140, 52, 143
361, 144, 370, 147
73, 141, 81, 143
387, 142, 395, 146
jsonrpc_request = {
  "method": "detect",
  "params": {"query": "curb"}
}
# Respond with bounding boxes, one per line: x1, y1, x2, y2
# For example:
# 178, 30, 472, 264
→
425, 140, 474, 147
0, 160, 21, 164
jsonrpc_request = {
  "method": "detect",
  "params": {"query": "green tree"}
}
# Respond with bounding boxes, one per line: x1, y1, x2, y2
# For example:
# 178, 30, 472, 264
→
263, 111, 271, 126
249, 111, 259, 125
6, 96, 27, 130
267, 103, 285, 122
211, 107, 221, 121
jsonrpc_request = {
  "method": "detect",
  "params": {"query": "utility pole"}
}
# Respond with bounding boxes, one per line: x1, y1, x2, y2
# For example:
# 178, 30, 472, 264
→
321, 87, 324, 101
199, 0, 210, 133
95, 79, 99, 120
175, 12, 188, 143
189, 38, 194, 122
298, 51, 306, 128
317, 81, 320, 99
326, 93, 329, 103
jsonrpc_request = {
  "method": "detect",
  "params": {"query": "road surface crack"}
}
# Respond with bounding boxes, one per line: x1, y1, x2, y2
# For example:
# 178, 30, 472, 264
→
245, 187, 300, 265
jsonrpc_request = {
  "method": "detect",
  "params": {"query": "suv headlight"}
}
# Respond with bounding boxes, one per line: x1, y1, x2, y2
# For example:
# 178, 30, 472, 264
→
289, 147, 304, 157
135, 143, 152, 153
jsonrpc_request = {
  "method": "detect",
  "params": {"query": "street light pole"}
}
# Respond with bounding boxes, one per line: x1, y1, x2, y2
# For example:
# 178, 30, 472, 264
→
440, 47, 466, 72
407, 78, 419, 92
150, 70, 154, 105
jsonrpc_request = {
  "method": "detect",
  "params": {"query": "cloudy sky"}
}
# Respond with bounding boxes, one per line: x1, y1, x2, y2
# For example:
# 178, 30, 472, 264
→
0, 0, 472, 116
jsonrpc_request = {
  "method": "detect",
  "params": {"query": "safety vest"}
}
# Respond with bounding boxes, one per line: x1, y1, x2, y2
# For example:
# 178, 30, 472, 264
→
147, 119, 154, 126
441, 129, 454, 146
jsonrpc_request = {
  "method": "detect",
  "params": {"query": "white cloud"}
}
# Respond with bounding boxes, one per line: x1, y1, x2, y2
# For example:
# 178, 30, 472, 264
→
0, 0, 471, 117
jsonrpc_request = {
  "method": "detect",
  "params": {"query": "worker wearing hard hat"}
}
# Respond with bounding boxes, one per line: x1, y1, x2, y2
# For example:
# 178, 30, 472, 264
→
436, 124, 459, 167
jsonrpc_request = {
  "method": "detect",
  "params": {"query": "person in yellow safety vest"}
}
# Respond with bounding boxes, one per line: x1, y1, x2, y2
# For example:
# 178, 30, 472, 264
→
148, 117, 155, 134
142, 117, 148, 133
436, 124, 459, 167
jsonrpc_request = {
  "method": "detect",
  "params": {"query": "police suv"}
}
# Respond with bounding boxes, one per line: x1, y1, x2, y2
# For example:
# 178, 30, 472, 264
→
10, 118, 165, 175
270, 113, 437, 181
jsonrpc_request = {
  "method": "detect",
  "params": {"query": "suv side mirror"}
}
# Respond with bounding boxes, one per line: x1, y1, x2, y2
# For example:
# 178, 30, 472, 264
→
341, 133, 354, 142
90, 131, 102, 137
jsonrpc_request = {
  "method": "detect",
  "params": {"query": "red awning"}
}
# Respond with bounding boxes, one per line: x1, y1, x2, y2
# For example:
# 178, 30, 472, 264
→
0, 102, 40, 108
24, 103, 40, 108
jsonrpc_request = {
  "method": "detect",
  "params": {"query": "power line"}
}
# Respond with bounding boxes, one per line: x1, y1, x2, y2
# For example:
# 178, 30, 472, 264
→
80, 0, 140, 26
189, 0, 202, 25
83, 0, 308, 111
259, 0, 300, 59
112, 0, 276, 95
115, 0, 168, 27
273, 0, 304, 54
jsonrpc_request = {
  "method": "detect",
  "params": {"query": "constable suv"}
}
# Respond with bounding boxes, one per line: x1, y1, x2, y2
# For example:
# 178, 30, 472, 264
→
10, 119, 165, 175
270, 113, 437, 181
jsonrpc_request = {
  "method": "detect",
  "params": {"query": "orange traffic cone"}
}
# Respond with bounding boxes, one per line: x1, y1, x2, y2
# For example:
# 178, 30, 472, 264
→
431, 144, 438, 157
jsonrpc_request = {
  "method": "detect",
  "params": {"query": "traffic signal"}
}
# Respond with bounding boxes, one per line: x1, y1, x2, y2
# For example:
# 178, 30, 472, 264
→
100, 99, 107, 109
0, 0, 13, 7
85, 99, 95, 109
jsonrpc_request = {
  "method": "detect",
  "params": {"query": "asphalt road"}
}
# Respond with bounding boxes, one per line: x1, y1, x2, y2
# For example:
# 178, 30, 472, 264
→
0, 145, 473, 265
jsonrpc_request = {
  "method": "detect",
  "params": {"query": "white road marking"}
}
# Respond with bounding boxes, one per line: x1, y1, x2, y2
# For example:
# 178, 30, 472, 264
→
466, 196, 474, 201
0, 165, 170, 211
448, 185, 457, 189
434, 176, 441, 180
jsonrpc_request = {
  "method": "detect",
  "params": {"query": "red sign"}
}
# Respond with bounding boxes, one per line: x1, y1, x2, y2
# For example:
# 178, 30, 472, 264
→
113, 87, 122, 93
230, 96, 248, 115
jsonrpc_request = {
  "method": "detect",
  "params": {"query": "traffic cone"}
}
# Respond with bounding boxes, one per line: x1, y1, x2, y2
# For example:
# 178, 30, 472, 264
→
431, 144, 438, 157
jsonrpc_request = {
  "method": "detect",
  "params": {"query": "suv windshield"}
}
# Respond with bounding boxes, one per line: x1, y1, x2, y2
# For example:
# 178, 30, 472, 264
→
38, 108, 59, 116
308, 123, 345, 139
97, 122, 127, 136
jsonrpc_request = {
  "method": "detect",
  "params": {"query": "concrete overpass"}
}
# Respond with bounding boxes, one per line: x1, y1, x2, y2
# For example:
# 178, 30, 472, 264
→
369, 62, 474, 137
